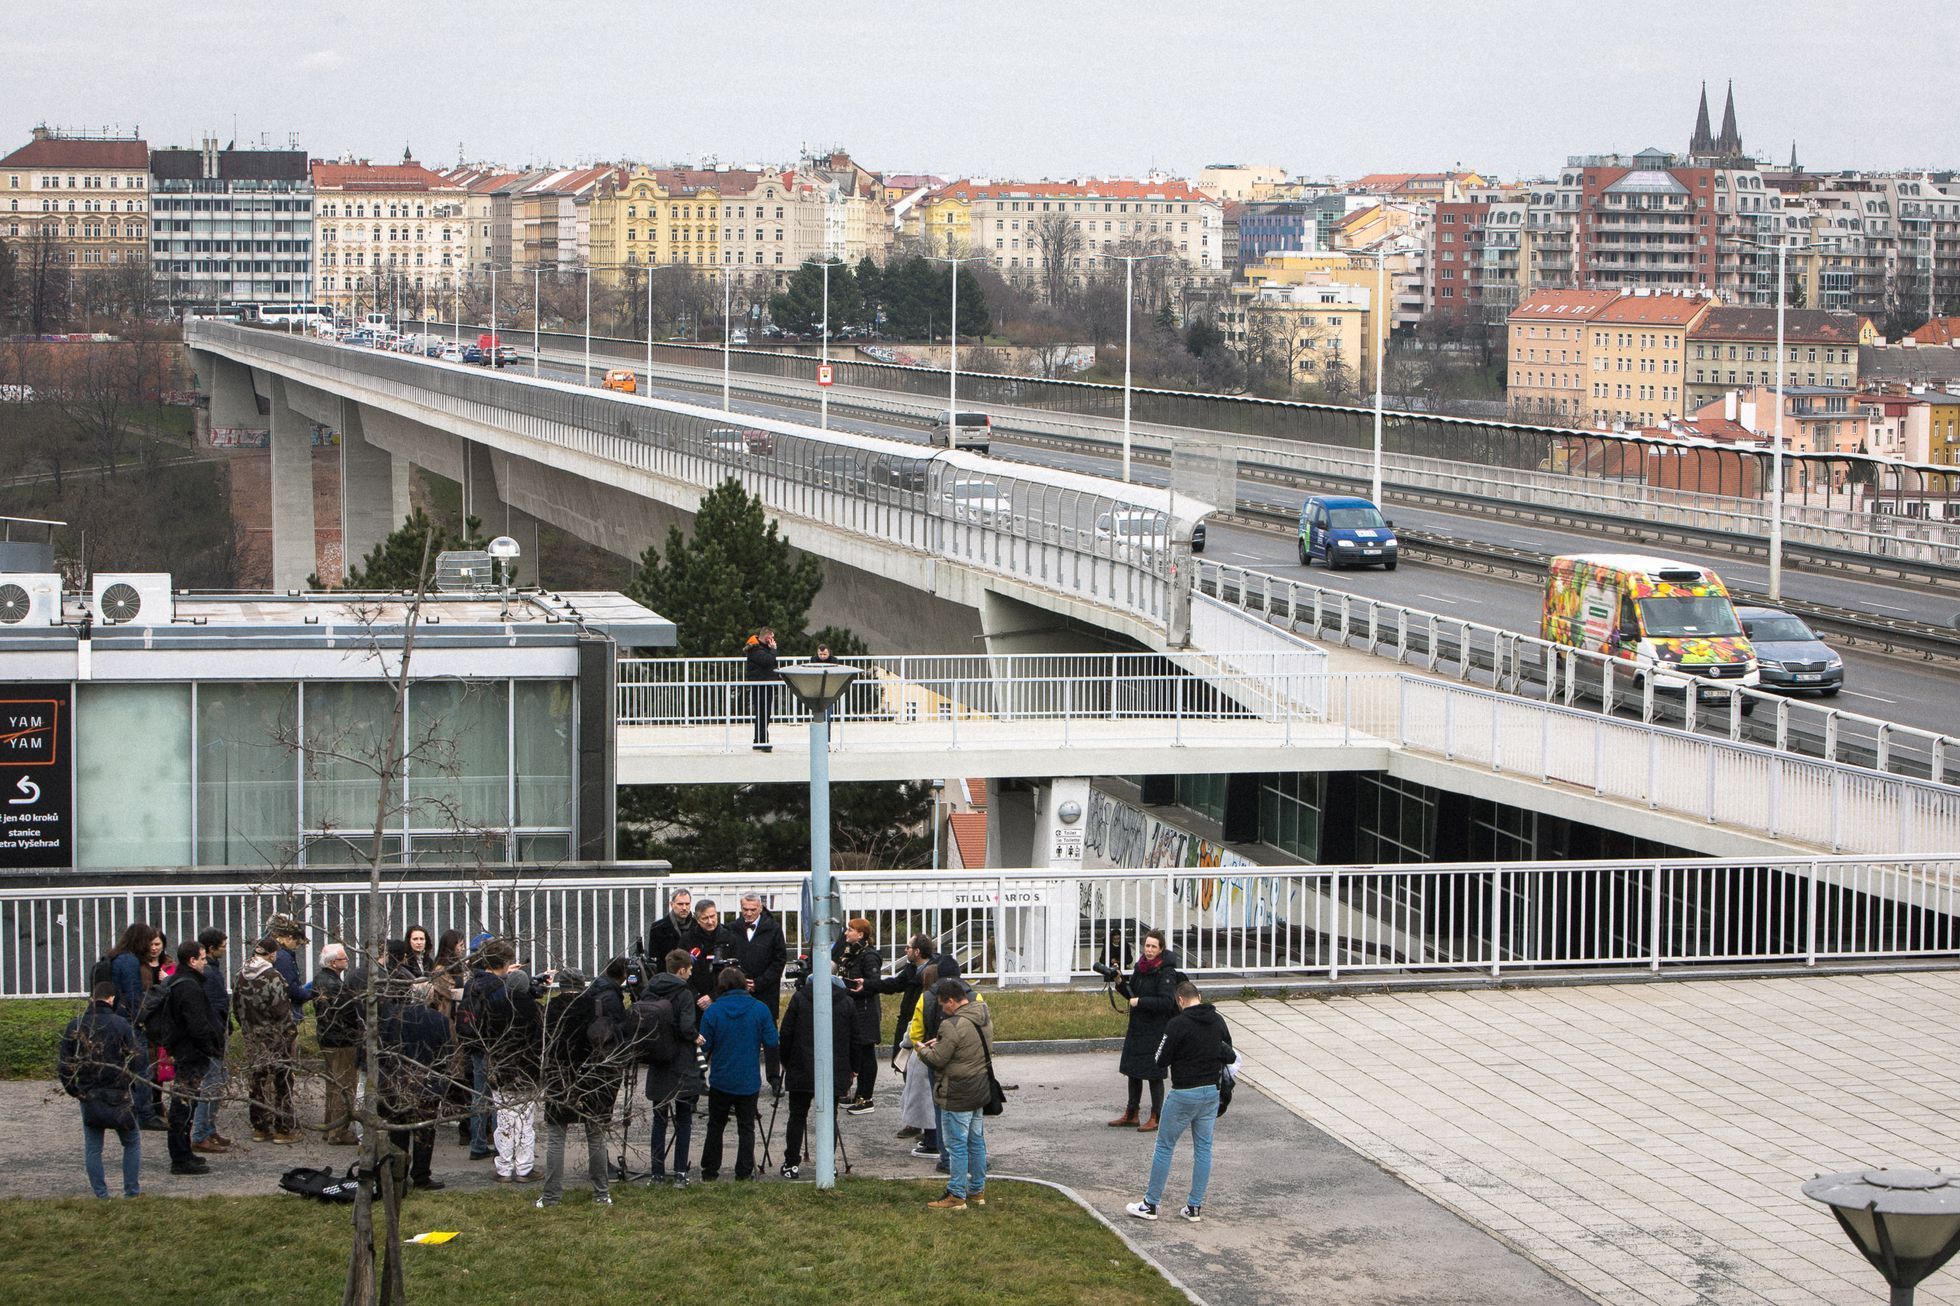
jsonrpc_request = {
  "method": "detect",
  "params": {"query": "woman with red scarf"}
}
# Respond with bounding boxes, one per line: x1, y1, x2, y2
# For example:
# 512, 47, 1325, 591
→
1108, 929, 1181, 1132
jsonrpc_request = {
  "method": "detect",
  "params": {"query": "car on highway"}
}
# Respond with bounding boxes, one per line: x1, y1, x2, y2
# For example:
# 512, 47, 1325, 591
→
1736, 606, 1843, 697
743, 428, 776, 456
1541, 554, 1759, 708
460, 345, 484, 365
869, 455, 928, 491
703, 427, 747, 459
423, 342, 444, 357
929, 410, 992, 455
439, 345, 463, 363
941, 478, 1013, 527
601, 367, 638, 394
1298, 495, 1398, 569
496, 344, 518, 367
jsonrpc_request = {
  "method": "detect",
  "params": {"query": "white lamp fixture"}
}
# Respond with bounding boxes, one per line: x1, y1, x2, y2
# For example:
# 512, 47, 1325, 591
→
1803, 1167, 1960, 1305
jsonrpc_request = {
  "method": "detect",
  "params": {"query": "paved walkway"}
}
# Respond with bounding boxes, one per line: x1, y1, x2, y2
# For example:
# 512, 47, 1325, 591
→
2, 1042, 1577, 1305
1230, 973, 1960, 1306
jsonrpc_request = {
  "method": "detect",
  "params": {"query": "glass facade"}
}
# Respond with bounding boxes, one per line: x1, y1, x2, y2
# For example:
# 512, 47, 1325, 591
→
1257, 772, 1322, 862
1174, 772, 1227, 823
75, 679, 575, 870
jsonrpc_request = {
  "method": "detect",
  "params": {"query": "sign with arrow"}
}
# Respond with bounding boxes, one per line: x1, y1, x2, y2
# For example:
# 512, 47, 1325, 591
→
0, 685, 70, 869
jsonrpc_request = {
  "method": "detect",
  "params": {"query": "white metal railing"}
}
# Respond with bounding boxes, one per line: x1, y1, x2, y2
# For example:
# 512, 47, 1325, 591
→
188, 323, 1204, 637
1198, 559, 1960, 790
7, 858, 1956, 996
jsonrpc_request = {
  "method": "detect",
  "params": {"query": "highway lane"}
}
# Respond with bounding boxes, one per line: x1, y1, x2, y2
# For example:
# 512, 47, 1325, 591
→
507, 347, 1960, 742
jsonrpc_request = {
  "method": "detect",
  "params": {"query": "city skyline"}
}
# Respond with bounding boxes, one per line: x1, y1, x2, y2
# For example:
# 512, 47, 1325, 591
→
3, 0, 1956, 179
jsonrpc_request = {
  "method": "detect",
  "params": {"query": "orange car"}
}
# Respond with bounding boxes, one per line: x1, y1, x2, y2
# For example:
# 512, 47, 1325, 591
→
601, 367, 638, 394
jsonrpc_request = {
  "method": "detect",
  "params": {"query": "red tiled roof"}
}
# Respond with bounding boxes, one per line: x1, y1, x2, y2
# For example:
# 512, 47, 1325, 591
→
1910, 317, 1960, 345
1691, 307, 1859, 344
948, 813, 988, 869
962, 777, 987, 808
311, 160, 459, 192
0, 135, 147, 169
1594, 294, 1712, 326
1510, 289, 1621, 320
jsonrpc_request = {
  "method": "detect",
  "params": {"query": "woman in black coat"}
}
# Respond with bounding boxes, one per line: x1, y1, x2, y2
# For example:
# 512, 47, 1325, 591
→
1109, 929, 1181, 1132
830, 917, 884, 1113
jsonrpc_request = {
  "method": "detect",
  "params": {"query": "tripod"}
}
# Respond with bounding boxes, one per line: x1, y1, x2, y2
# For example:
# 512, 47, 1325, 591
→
611, 1062, 645, 1182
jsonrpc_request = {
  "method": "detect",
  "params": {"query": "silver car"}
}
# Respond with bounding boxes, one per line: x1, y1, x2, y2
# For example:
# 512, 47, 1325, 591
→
1736, 606, 1843, 697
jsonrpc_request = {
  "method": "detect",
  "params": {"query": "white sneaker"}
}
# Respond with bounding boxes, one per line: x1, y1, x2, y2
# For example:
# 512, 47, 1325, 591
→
1180, 1204, 1203, 1222
533, 1196, 555, 1209
1125, 1200, 1158, 1221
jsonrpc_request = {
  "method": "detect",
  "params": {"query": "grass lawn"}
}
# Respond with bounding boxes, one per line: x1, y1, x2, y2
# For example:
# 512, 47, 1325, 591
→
0, 1182, 1182, 1305
0, 998, 78, 1079
979, 987, 1129, 1041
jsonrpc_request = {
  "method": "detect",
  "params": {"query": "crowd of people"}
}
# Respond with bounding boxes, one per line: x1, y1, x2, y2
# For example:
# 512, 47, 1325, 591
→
58, 893, 1233, 1219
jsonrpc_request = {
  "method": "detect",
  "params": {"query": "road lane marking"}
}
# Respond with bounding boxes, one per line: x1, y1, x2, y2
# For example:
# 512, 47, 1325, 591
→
1417, 593, 1466, 605
1841, 690, 1897, 704
1863, 602, 1912, 613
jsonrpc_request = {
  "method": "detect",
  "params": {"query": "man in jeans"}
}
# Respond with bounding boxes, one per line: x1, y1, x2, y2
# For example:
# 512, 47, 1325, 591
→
916, 978, 993, 1210
1127, 981, 1233, 1224
313, 942, 362, 1144
190, 928, 232, 1154
58, 979, 144, 1198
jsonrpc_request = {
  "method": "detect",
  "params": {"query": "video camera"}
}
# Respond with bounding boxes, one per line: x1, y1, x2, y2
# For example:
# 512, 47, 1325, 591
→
784, 955, 813, 986
622, 946, 649, 998
1091, 960, 1132, 998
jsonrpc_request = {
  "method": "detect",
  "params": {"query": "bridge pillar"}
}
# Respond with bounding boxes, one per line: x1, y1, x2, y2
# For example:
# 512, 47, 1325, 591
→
191, 350, 261, 428
338, 400, 397, 581
481, 447, 544, 584
268, 376, 318, 590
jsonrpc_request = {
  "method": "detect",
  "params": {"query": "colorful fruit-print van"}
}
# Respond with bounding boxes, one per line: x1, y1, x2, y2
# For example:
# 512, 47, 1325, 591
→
1540, 553, 1759, 693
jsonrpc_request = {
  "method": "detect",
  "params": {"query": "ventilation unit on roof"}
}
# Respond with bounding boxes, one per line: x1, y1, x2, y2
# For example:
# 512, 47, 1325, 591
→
0, 573, 63, 627
433, 550, 494, 593
90, 573, 173, 625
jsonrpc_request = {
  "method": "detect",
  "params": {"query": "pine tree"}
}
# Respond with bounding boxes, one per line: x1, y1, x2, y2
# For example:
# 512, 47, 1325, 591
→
317, 508, 486, 590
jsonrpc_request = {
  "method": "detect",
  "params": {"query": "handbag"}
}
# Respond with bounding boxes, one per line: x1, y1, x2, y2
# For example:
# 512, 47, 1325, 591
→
980, 1030, 1006, 1117
892, 1042, 914, 1076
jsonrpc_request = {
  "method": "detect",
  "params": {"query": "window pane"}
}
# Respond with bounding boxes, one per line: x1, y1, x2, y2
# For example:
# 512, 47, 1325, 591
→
196, 683, 298, 868
302, 833, 401, 867
517, 833, 572, 863
408, 681, 510, 830
513, 681, 574, 831
303, 682, 399, 835
78, 684, 192, 868
410, 832, 510, 865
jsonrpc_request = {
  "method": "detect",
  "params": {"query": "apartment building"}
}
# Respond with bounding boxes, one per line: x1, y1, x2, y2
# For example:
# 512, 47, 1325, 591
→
511, 165, 617, 273
311, 155, 467, 314
440, 165, 523, 279
929, 176, 1222, 292
1223, 278, 1373, 390
0, 126, 149, 275
1585, 292, 1715, 428
1684, 307, 1862, 408
1426, 198, 1492, 322
148, 138, 312, 311
1506, 289, 1617, 423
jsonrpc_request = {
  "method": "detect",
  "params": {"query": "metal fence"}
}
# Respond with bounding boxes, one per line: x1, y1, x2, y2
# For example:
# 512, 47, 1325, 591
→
7, 857, 1956, 997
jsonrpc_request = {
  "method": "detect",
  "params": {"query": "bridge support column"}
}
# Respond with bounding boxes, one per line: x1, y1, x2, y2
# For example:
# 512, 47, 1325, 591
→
191, 350, 261, 428
482, 447, 544, 584
268, 376, 317, 590
338, 400, 396, 581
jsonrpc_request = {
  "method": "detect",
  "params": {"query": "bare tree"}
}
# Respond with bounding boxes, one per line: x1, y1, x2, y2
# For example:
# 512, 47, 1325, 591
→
1033, 212, 1083, 308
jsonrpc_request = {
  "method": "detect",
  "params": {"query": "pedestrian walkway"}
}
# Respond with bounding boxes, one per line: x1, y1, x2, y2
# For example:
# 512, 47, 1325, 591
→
1230, 973, 1960, 1305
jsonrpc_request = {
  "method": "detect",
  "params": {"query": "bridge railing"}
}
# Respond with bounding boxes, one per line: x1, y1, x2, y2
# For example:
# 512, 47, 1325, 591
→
1198, 559, 1960, 789
188, 322, 1200, 636
6, 856, 1955, 995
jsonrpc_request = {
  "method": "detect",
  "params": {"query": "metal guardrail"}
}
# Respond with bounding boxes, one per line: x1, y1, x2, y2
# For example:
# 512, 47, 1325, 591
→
426, 320, 1960, 579
1198, 559, 1960, 789
6, 858, 1956, 996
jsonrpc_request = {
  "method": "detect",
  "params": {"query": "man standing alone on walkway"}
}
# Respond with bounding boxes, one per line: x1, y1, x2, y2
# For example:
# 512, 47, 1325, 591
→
744, 628, 778, 752
1127, 981, 1233, 1224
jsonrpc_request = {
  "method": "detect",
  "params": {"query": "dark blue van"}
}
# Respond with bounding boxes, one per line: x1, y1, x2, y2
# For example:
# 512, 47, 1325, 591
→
1297, 495, 1399, 570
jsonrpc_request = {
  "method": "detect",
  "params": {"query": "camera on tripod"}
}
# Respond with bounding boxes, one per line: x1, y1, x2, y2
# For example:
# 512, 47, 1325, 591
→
783, 955, 812, 985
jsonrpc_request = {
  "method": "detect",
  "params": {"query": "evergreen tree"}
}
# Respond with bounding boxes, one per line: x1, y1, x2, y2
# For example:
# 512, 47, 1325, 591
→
317, 508, 486, 590
854, 254, 884, 330
766, 258, 865, 335
617, 480, 929, 871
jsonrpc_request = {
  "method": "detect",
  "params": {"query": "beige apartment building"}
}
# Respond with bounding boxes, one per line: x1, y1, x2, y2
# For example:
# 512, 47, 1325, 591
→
1223, 279, 1373, 390
312, 157, 467, 315
1586, 292, 1716, 428
0, 126, 150, 276
1506, 289, 1618, 423
931, 177, 1222, 294
1683, 306, 1863, 409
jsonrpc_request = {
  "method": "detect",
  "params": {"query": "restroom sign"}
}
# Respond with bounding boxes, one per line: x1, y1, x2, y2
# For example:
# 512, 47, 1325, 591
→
817, 364, 834, 387
0, 685, 71, 869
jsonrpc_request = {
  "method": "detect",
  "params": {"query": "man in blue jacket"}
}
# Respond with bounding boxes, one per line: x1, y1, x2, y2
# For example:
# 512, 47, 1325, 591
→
58, 980, 144, 1197
696, 966, 778, 1181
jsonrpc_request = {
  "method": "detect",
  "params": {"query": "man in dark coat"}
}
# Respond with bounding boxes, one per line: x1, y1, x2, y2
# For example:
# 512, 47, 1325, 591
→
1127, 981, 1234, 1224
312, 943, 363, 1145
646, 888, 694, 966
774, 969, 856, 1179
537, 961, 629, 1206
679, 901, 736, 1011
878, 933, 963, 1059
58, 979, 144, 1197
640, 950, 704, 1185
378, 972, 452, 1192
743, 627, 778, 751
161, 940, 228, 1175
190, 928, 232, 1153
730, 893, 788, 1090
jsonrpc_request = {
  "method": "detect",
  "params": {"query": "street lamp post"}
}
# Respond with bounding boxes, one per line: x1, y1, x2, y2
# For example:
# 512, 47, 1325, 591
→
800, 257, 840, 430
1102, 251, 1167, 483
777, 661, 862, 1192
1804, 1167, 1960, 1305
926, 254, 980, 440
1371, 245, 1388, 506
533, 265, 541, 377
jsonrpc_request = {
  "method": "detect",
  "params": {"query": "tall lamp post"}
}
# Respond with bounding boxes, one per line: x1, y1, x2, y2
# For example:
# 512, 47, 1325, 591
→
1102, 251, 1167, 482
1727, 233, 1835, 601
799, 256, 843, 430
926, 254, 980, 439
777, 660, 861, 1191
1355, 237, 1417, 507
1804, 1167, 1960, 1305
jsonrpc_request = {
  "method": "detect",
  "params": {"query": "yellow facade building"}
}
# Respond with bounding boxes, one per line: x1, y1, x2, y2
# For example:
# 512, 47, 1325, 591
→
1587, 293, 1716, 429
912, 187, 973, 254
1225, 278, 1373, 392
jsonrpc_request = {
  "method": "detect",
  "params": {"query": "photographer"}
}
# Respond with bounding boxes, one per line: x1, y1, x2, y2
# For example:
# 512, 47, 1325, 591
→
1107, 929, 1180, 1133
640, 949, 704, 1187
536, 960, 629, 1207
830, 918, 884, 1115
680, 901, 736, 1012
774, 961, 855, 1180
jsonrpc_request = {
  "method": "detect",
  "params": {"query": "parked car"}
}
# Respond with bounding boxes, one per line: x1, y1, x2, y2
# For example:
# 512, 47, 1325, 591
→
1297, 495, 1398, 570
1736, 605, 1843, 697
601, 367, 638, 394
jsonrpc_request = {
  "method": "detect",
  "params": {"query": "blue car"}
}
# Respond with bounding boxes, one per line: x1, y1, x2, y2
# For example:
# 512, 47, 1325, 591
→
1297, 495, 1398, 570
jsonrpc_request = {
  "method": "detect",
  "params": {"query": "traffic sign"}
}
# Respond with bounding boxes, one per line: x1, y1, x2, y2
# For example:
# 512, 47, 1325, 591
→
817, 364, 834, 387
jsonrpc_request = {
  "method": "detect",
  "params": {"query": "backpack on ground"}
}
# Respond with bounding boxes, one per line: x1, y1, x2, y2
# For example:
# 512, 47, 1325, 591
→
134, 982, 179, 1051
279, 1164, 364, 1204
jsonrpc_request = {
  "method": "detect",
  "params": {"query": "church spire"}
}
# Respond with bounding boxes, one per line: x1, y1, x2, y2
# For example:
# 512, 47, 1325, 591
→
1690, 82, 1714, 157
1716, 81, 1742, 158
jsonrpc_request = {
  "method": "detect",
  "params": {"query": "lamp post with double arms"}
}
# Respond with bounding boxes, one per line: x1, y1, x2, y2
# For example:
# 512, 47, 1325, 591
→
926, 254, 981, 439
1100, 250, 1168, 483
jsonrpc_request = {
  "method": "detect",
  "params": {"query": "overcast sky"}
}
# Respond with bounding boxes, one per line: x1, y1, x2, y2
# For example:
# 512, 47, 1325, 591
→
5, 0, 1954, 180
